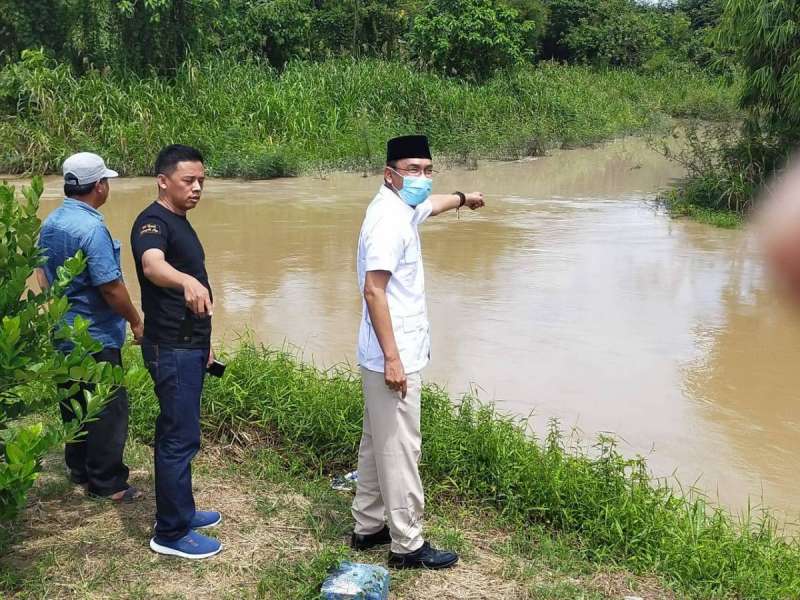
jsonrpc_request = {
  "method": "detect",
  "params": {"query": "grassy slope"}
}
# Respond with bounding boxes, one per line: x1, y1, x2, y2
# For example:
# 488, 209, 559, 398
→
0, 440, 675, 599
0, 57, 735, 177
2, 342, 797, 598
116, 343, 800, 599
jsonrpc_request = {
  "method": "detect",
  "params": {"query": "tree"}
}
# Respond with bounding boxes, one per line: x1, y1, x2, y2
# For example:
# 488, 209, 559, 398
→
562, 8, 664, 67
501, 0, 551, 55
718, 0, 800, 137
663, 0, 800, 215
540, 0, 677, 68
676, 0, 722, 30
0, 0, 232, 74
408, 0, 536, 81
0, 178, 121, 520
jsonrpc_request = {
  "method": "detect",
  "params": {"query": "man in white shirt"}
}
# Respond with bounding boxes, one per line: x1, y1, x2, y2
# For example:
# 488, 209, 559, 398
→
352, 135, 485, 569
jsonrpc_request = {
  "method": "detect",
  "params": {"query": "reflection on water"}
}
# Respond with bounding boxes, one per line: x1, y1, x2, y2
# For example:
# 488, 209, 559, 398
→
33, 137, 800, 520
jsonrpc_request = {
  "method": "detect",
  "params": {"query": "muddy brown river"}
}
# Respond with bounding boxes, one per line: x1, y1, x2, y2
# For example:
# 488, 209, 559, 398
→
30, 138, 800, 522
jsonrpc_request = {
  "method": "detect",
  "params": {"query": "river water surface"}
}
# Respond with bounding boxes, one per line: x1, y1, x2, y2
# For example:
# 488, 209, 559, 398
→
34, 138, 800, 521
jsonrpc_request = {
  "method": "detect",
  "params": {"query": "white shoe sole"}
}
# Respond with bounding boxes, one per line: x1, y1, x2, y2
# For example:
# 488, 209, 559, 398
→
149, 537, 223, 559
196, 514, 222, 529
152, 514, 223, 531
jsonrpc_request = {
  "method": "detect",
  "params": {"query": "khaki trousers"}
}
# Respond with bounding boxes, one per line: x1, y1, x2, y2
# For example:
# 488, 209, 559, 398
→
352, 367, 425, 554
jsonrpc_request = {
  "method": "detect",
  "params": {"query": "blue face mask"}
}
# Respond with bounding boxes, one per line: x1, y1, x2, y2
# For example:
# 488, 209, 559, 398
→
390, 169, 432, 207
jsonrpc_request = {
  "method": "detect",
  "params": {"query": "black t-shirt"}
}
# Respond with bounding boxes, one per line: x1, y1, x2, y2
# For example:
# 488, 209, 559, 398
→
131, 201, 213, 348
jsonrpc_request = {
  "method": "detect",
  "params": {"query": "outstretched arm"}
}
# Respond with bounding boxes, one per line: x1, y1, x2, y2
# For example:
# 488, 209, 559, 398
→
141, 248, 213, 318
429, 192, 485, 216
141, 248, 215, 365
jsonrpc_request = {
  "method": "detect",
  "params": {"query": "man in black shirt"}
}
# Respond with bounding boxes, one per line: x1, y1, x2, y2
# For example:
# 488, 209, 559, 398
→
131, 145, 222, 559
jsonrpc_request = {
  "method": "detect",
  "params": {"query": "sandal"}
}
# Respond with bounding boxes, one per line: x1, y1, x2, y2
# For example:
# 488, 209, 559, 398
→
91, 486, 143, 503
111, 486, 143, 503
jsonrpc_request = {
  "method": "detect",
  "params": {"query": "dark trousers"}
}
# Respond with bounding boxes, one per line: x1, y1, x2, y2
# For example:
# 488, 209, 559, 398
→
141, 341, 208, 542
59, 347, 130, 497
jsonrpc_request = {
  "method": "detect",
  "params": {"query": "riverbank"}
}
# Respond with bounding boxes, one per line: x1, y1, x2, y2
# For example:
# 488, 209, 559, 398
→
663, 192, 744, 228
0, 55, 736, 177
4, 341, 793, 599
0, 439, 675, 599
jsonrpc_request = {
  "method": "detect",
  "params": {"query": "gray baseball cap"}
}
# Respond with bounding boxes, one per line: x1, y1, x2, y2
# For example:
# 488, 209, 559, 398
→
62, 152, 119, 185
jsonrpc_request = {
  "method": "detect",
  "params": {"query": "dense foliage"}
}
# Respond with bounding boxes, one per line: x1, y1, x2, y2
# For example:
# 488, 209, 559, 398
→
0, 179, 122, 521
0, 0, 722, 76
407, 0, 536, 80
667, 0, 800, 219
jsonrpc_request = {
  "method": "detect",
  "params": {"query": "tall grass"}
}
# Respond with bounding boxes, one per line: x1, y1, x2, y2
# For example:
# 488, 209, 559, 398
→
661, 123, 790, 225
125, 342, 799, 599
0, 54, 736, 177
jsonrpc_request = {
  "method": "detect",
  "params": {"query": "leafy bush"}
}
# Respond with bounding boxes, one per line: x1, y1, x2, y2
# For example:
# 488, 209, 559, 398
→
233, 0, 314, 68
562, 9, 664, 68
500, 0, 550, 54
719, 0, 800, 135
408, 0, 536, 80
307, 0, 409, 60
0, 178, 121, 520
539, 0, 710, 69
234, 0, 409, 69
662, 123, 790, 219
0, 0, 230, 74
666, 0, 800, 220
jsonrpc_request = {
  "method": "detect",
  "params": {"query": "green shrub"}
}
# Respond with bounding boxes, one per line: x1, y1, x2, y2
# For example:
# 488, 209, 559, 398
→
665, 0, 800, 222
501, 0, 550, 53
306, 0, 409, 60
0, 178, 122, 520
661, 123, 789, 219
562, 8, 664, 68
719, 0, 800, 133
0, 0, 725, 79
408, 0, 536, 81
233, 0, 315, 68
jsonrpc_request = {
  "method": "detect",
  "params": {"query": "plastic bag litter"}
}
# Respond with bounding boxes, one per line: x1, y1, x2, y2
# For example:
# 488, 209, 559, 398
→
321, 561, 389, 600
331, 470, 358, 492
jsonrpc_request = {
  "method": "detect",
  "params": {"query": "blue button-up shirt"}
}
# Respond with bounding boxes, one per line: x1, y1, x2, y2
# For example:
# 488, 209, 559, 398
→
39, 198, 126, 350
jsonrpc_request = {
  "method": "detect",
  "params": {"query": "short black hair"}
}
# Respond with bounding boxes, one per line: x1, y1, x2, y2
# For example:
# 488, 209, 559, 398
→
155, 144, 204, 176
387, 159, 398, 169
64, 178, 104, 198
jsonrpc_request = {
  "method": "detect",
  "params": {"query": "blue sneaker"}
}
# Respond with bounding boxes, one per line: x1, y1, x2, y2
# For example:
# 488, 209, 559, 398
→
150, 530, 222, 559
191, 510, 222, 529
152, 510, 222, 531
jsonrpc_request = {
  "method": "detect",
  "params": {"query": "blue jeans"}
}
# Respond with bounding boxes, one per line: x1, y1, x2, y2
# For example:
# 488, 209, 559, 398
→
141, 342, 209, 541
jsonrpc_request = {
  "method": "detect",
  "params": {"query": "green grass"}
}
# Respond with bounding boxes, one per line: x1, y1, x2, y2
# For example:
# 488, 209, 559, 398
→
668, 199, 744, 229
0, 54, 736, 177
257, 546, 349, 599
5, 431, 668, 599
657, 123, 787, 228
121, 341, 800, 599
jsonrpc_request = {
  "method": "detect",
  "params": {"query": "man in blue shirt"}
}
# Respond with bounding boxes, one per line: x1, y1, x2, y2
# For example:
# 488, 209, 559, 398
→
38, 152, 144, 501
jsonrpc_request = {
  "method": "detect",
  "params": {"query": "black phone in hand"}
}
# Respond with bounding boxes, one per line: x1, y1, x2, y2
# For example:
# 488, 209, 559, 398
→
207, 359, 226, 378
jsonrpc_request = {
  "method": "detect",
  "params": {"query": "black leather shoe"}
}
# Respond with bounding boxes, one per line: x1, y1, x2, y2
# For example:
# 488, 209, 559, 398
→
387, 541, 459, 570
351, 525, 392, 550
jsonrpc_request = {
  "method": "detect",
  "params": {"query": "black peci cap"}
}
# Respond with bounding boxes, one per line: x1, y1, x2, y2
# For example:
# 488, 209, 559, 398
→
386, 135, 432, 164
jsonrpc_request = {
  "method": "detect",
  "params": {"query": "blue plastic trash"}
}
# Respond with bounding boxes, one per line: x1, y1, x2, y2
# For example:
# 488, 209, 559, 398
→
320, 561, 390, 600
